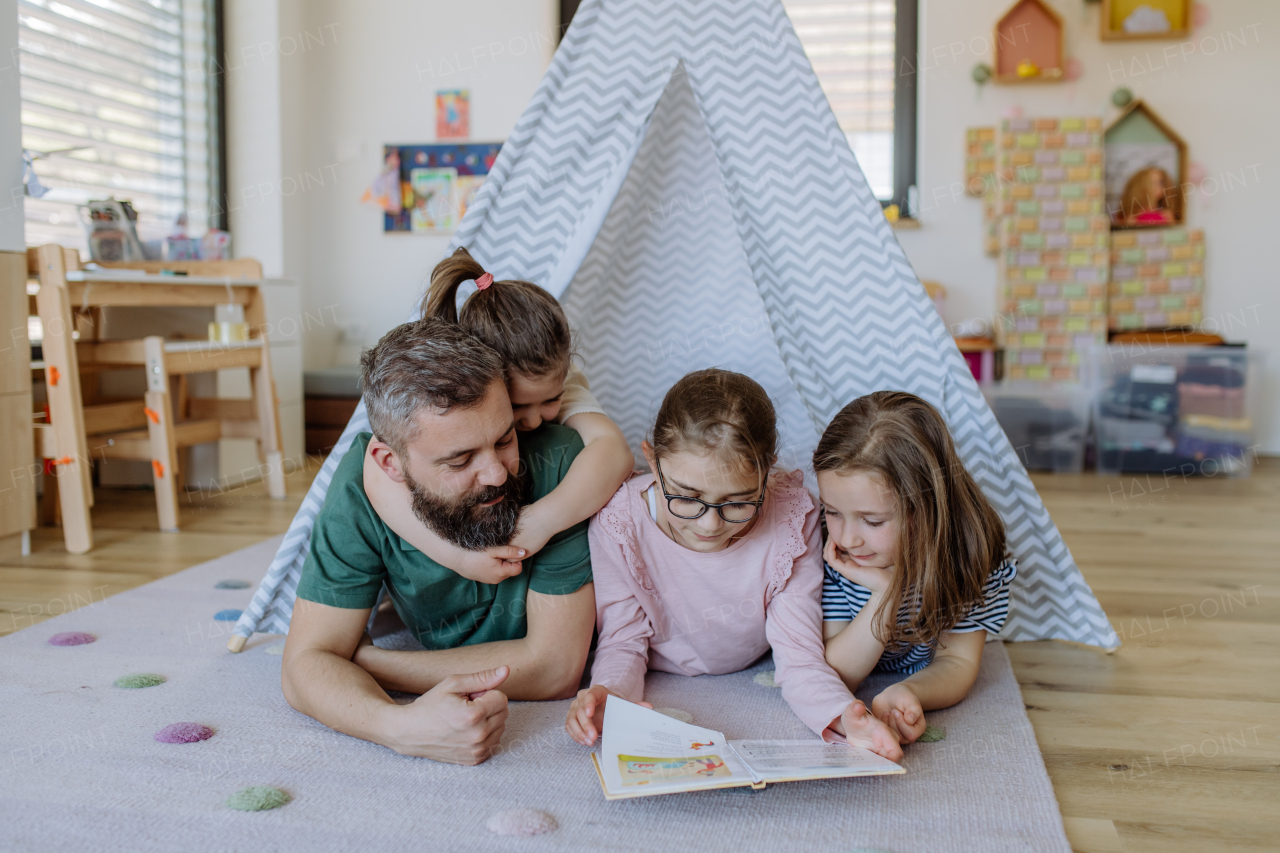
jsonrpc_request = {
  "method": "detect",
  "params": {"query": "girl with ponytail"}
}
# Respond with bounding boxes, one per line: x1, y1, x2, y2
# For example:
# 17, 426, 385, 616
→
363, 247, 635, 582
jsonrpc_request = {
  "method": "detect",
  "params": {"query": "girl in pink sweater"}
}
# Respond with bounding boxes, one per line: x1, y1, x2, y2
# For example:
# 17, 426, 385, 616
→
564, 369, 902, 761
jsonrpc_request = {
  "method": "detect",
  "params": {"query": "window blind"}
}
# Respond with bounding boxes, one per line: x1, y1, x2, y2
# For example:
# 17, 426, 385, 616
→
19, 0, 220, 252
784, 0, 896, 199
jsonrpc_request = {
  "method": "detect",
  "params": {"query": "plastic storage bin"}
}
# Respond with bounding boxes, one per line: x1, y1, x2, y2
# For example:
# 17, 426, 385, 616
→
982, 381, 1091, 473
1091, 344, 1255, 477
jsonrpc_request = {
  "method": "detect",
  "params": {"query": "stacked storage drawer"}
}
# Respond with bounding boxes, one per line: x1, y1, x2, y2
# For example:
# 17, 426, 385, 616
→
1094, 345, 1254, 476
996, 117, 1110, 381
1108, 228, 1204, 331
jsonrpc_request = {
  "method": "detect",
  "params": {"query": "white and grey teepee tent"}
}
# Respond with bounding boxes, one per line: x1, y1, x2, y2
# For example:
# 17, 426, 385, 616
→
231, 0, 1119, 651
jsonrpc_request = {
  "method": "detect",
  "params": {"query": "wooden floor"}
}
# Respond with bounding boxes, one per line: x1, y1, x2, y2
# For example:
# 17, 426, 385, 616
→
3, 459, 1277, 852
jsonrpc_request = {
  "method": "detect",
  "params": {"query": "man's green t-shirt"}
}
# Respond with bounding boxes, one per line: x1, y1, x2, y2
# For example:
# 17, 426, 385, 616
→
295, 425, 591, 649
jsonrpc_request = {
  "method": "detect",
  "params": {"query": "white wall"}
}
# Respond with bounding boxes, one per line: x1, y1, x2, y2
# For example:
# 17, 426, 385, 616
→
239, 0, 559, 370
0, 0, 23, 252
899, 0, 1280, 451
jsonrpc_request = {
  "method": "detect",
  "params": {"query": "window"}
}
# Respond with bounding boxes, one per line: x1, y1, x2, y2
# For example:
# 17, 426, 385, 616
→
559, 1, 919, 213
782, 0, 916, 210
19, 0, 224, 253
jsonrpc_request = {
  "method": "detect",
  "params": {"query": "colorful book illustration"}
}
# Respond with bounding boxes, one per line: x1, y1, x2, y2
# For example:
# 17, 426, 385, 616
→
592, 696, 904, 800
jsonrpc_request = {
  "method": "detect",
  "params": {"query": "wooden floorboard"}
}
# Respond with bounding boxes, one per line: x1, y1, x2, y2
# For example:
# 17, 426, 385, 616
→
2, 457, 1278, 851
1018, 458, 1280, 851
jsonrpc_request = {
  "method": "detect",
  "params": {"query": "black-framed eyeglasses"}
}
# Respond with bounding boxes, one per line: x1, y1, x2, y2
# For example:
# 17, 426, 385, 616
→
653, 457, 767, 523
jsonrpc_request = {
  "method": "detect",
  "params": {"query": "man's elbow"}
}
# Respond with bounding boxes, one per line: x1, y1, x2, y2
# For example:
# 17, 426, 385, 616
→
280, 659, 303, 711
527, 648, 588, 701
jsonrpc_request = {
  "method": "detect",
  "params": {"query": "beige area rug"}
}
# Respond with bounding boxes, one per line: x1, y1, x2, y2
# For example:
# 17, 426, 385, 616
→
0, 537, 1070, 852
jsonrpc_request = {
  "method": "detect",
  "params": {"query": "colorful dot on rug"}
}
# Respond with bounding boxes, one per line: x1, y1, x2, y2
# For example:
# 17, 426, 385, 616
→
155, 723, 214, 744
48, 632, 96, 646
486, 808, 558, 837
263, 642, 286, 656
114, 673, 166, 689
214, 609, 243, 621
214, 580, 250, 589
917, 724, 946, 743
225, 786, 290, 811
655, 708, 694, 724
752, 670, 778, 688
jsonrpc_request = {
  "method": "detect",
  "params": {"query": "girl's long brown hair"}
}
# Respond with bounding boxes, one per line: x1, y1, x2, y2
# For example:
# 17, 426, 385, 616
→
420, 247, 572, 378
813, 391, 1006, 649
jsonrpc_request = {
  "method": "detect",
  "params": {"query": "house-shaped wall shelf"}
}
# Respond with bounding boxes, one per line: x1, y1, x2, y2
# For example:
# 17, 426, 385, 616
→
994, 0, 1065, 83
1100, 0, 1191, 41
1104, 99, 1188, 228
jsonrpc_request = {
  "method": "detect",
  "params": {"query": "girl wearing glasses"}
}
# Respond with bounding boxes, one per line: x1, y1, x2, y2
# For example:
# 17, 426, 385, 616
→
564, 369, 902, 762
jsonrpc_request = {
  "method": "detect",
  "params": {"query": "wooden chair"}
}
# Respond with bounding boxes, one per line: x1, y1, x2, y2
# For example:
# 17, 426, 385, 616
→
31, 244, 286, 553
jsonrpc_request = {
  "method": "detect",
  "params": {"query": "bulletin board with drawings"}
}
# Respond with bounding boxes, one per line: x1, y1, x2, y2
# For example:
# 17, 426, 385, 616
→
380, 142, 502, 234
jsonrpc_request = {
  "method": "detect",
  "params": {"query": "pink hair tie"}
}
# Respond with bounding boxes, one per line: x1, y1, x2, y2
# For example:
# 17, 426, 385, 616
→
475, 272, 494, 291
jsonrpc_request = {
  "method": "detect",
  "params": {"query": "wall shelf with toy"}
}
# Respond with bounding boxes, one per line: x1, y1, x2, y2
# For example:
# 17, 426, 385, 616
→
1104, 98, 1188, 228
993, 0, 1065, 83
1100, 0, 1192, 41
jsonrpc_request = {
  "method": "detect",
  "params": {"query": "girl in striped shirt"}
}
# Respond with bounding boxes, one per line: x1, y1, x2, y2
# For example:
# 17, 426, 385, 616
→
816, 391, 1016, 745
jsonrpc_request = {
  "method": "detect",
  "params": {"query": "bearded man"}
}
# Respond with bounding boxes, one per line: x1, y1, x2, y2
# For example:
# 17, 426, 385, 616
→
282, 319, 594, 765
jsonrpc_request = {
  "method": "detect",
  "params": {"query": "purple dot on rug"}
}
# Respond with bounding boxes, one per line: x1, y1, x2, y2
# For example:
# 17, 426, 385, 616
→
214, 609, 243, 621
214, 579, 250, 589
48, 632, 96, 646
155, 723, 214, 744
486, 808, 558, 837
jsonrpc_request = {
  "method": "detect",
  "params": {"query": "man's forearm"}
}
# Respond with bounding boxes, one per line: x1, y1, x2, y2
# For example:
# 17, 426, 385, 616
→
356, 638, 581, 700
282, 647, 401, 749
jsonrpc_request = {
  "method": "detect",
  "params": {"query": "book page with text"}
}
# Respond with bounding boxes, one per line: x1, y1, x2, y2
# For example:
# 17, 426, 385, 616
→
729, 739, 904, 783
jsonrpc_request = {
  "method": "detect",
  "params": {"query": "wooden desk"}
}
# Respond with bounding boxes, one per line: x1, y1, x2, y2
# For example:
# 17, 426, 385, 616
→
31, 246, 294, 553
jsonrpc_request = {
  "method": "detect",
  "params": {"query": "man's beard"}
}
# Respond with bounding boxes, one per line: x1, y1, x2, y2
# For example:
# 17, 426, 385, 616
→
403, 469, 525, 551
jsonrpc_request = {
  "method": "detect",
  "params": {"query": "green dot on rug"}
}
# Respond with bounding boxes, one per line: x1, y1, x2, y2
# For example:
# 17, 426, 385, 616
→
917, 724, 946, 743
113, 673, 166, 689
225, 786, 290, 811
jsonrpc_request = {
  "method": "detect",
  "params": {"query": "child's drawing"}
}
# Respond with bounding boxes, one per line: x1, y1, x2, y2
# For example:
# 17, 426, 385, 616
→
618, 754, 731, 786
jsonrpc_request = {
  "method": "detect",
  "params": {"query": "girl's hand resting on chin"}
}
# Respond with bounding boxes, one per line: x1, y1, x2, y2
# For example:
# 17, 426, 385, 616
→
823, 537, 894, 593
565, 685, 651, 746
872, 682, 927, 744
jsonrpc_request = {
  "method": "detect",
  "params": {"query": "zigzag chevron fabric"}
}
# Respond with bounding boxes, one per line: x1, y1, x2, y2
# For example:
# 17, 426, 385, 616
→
234, 0, 1118, 649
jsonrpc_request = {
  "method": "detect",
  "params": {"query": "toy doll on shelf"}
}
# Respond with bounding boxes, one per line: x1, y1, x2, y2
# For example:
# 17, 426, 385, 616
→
1116, 166, 1178, 227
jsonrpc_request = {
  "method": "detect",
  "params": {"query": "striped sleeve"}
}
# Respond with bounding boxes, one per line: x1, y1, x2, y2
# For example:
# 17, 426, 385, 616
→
949, 560, 1017, 635
820, 563, 873, 622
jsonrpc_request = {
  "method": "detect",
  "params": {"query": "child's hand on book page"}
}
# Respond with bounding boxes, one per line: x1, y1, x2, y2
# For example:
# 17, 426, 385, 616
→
565, 686, 651, 746
834, 701, 903, 762
872, 683, 927, 744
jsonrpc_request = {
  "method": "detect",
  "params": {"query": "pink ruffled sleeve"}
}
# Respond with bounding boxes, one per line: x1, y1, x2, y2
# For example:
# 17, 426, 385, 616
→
586, 493, 653, 703
765, 485, 856, 738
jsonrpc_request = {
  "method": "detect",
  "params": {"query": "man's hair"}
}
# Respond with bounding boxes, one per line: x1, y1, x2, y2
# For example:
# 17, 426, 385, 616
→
360, 318, 503, 458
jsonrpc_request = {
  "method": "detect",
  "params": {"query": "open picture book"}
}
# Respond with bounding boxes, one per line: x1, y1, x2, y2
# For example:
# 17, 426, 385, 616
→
591, 696, 905, 800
